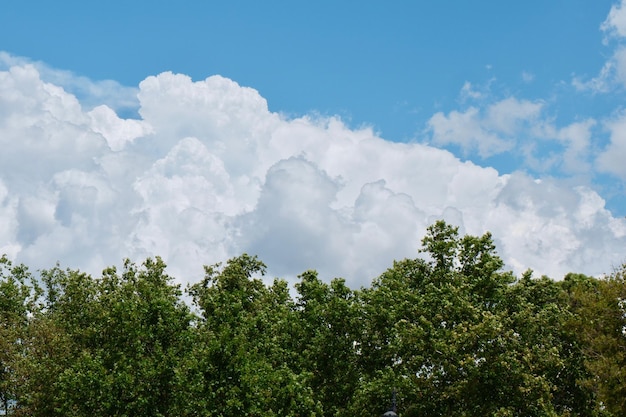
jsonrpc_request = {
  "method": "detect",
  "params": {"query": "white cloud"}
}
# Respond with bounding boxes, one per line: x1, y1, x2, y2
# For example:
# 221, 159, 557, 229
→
0, 64, 107, 186
459, 81, 483, 101
427, 87, 598, 177
485, 97, 543, 134
89, 105, 152, 151
597, 110, 626, 178
522, 71, 535, 83
533, 119, 596, 174
0, 51, 139, 113
487, 174, 626, 278
601, 0, 626, 41
573, 47, 626, 92
427, 97, 542, 158
0, 179, 20, 258
574, 1, 626, 92
427, 107, 511, 157
1, 57, 625, 287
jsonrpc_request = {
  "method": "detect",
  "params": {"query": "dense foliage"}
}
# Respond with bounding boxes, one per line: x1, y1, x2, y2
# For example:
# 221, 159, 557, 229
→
0, 221, 624, 416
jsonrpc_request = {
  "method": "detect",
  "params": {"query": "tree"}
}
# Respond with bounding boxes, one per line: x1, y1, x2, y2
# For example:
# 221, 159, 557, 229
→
349, 221, 594, 416
15, 258, 194, 416
565, 267, 626, 415
498, 272, 595, 416
188, 254, 322, 416
0, 256, 37, 416
1, 221, 620, 415
294, 271, 362, 417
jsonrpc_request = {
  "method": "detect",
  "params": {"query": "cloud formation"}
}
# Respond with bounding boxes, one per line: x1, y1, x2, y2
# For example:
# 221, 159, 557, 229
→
426, 94, 597, 177
0, 52, 139, 114
427, 97, 541, 158
598, 110, 626, 178
1, 60, 625, 288
602, 0, 626, 41
568, 1, 626, 180
572, 0, 626, 93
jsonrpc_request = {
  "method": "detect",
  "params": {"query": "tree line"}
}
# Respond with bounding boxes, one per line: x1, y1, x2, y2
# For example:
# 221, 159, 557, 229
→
0, 221, 625, 416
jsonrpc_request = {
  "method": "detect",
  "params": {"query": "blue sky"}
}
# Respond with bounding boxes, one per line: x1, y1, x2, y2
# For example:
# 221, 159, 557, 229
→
1, 1, 625, 284
1, 1, 616, 124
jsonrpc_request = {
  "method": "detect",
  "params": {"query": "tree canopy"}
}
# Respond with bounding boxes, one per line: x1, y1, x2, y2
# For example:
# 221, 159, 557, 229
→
0, 221, 624, 416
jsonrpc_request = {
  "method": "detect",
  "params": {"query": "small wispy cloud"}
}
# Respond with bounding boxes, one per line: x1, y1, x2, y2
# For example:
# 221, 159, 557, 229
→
601, 0, 626, 42
573, 1, 626, 92
522, 71, 535, 83
0, 51, 139, 114
597, 110, 626, 178
572, 47, 626, 93
459, 81, 484, 101
427, 95, 543, 158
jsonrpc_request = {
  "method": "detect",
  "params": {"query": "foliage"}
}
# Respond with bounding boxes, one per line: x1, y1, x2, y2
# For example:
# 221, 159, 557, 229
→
187, 254, 322, 416
350, 222, 583, 416
0, 256, 38, 416
0, 221, 623, 416
294, 271, 361, 417
13, 258, 193, 416
565, 268, 626, 416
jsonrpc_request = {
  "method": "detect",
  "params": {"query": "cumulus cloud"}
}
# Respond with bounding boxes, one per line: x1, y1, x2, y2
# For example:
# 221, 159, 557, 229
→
487, 174, 626, 278
1, 57, 625, 288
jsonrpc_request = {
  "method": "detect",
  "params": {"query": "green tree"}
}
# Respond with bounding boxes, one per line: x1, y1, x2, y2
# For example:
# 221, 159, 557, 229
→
565, 267, 626, 415
293, 271, 362, 417
15, 258, 194, 417
188, 254, 321, 416
350, 221, 594, 416
0, 256, 38, 416
498, 272, 595, 416
2, 221, 620, 416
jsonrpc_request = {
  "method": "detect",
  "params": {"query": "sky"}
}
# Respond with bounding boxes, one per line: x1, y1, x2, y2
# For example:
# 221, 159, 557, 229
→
1, 1, 626, 287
